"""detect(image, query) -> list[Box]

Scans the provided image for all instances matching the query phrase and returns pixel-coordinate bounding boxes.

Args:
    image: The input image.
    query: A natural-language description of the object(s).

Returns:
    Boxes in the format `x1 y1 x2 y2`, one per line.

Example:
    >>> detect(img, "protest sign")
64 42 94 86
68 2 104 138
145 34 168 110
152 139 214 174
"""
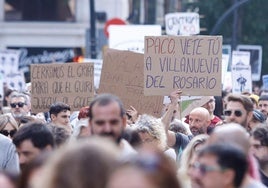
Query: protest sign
81 58 103 89
231 65 252 94
231 51 250 65
144 35 222 96
0 49 20 77
5 71 26 92
165 12 200 36
31 63 94 113
98 48 164 117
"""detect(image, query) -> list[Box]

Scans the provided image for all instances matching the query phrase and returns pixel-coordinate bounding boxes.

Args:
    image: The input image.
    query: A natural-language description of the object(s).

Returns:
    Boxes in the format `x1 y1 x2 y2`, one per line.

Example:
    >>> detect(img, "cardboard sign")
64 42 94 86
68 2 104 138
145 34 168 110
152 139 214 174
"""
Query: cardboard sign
31 63 94 113
98 49 164 117
144 35 222 96
231 65 252 94
165 12 200 35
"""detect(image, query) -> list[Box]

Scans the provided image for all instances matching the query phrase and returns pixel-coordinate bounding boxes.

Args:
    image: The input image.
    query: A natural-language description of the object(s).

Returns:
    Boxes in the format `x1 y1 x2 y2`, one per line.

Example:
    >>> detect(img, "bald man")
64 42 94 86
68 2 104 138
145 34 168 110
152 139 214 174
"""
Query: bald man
188 107 211 136
163 105 211 152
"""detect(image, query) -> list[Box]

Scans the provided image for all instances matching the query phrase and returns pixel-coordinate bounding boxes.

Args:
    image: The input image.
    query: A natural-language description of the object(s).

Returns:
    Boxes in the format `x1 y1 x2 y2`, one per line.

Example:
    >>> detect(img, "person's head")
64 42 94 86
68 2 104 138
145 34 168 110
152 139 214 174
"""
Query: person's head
201 96 216 115
224 94 253 128
249 94 259 109
10 93 30 120
49 102 71 127
0 114 19 139
188 107 210 136
106 151 181 188
207 123 250 154
78 106 90 120
12 122 54 170
34 137 120 188
88 94 126 143
133 114 166 150
169 119 190 135
258 95 268 116
189 144 248 188
247 109 266 132
46 124 71 148
250 125 268 166
179 134 209 187
122 127 142 149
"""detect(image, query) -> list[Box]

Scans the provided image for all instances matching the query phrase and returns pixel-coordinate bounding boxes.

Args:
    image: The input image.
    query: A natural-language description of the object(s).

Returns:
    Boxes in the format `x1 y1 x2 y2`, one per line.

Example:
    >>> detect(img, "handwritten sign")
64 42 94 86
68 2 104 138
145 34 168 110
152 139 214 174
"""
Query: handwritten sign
165 12 200 36
144 35 222 96
31 63 94 113
98 48 164 117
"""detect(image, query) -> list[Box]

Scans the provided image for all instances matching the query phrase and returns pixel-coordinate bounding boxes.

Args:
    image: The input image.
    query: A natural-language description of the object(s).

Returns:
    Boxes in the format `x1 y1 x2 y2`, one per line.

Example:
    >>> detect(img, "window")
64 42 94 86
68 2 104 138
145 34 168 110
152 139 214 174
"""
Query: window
5 0 76 21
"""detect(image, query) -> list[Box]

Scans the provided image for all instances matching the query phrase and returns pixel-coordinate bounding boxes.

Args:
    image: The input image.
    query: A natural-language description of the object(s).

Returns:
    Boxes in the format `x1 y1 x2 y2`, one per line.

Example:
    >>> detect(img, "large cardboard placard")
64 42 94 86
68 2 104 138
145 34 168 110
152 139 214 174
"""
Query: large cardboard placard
98 48 163 117
31 63 94 113
144 35 222 96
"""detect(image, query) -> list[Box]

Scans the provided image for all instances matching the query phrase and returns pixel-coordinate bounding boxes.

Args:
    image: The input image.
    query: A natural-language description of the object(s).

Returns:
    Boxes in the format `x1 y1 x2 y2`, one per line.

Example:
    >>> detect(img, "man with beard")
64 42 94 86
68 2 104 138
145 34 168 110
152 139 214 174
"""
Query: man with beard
162 90 211 155
12 122 54 171
224 94 253 129
250 126 268 186
258 95 268 123
188 107 211 136
88 93 136 157
189 143 248 188
9 92 31 123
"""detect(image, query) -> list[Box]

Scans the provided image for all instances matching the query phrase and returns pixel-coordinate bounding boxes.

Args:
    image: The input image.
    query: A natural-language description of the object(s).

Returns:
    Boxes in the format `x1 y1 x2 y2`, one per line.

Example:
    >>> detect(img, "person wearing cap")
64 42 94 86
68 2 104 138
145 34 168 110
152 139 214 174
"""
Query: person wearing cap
249 94 260 109
247 109 267 132
258 95 268 123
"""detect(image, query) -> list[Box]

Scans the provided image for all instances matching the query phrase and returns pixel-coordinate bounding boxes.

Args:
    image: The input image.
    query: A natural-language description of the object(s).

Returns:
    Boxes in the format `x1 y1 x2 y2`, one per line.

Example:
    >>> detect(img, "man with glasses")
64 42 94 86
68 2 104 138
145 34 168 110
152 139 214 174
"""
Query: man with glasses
250 126 268 186
189 143 248 188
9 92 31 123
224 94 253 128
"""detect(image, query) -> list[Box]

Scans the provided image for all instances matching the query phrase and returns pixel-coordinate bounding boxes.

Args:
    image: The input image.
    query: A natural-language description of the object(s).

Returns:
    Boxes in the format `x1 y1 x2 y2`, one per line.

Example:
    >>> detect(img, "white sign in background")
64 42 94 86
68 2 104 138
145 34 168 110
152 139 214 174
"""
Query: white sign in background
165 12 200 36
231 65 252 94
0 49 20 76
109 25 161 53
82 59 103 89
231 51 250 65
237 45 262 81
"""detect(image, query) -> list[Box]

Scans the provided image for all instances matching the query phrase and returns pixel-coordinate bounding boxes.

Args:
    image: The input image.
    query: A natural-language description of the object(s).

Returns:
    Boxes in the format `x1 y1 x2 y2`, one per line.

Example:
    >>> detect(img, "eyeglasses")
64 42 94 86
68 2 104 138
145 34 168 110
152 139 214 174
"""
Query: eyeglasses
10 102 25 108
94 119 120 126
191 162 223 175
224 110 243 117
0 129 17 137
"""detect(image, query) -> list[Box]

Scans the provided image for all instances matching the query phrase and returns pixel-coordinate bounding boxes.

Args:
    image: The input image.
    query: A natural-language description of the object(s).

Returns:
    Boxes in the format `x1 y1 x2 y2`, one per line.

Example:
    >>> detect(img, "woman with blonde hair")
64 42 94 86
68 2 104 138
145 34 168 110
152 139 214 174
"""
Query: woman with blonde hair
133 114 176 161
178 134 209 188
0 114 19 139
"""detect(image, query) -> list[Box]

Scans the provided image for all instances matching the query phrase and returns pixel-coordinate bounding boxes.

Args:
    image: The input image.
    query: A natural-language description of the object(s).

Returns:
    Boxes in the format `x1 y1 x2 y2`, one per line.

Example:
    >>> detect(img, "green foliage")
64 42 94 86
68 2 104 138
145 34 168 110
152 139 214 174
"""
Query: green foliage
190 0 268 85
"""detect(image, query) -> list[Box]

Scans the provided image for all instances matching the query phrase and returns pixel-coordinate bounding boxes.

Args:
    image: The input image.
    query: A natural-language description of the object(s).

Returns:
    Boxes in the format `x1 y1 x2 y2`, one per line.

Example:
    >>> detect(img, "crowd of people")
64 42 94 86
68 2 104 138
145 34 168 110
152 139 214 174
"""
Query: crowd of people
1 84 268 188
